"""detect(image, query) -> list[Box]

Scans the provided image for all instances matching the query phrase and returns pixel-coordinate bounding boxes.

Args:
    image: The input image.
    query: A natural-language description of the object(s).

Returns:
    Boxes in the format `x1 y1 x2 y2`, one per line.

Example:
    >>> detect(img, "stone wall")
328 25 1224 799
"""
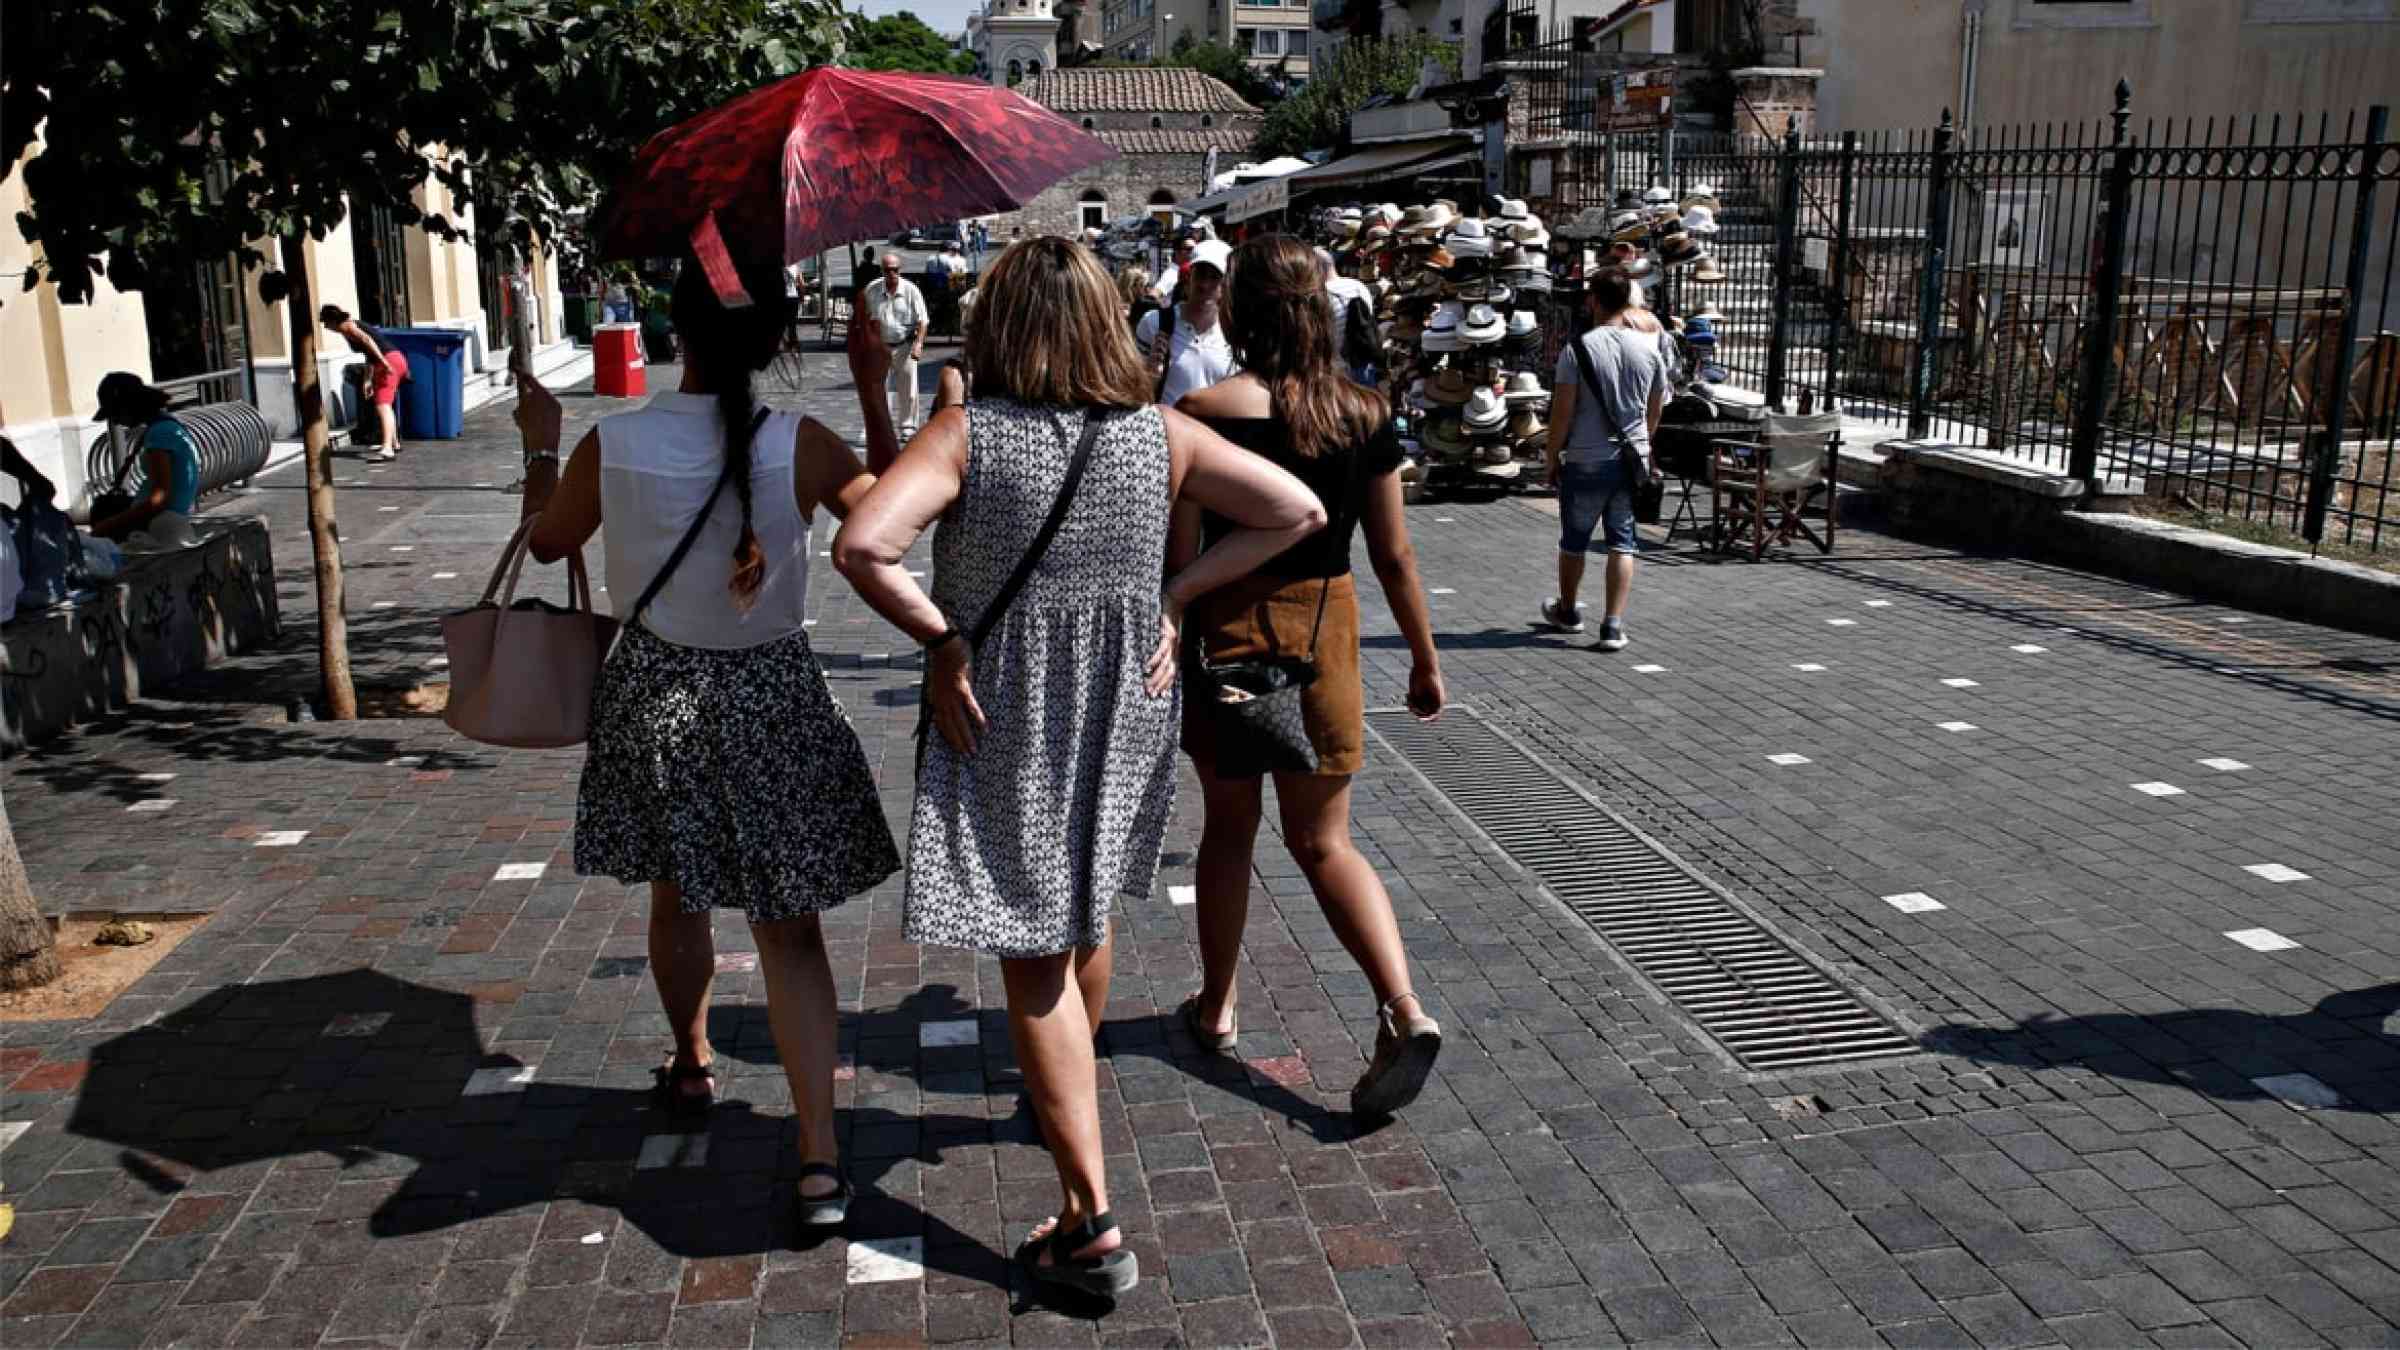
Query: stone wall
997 152 1212 240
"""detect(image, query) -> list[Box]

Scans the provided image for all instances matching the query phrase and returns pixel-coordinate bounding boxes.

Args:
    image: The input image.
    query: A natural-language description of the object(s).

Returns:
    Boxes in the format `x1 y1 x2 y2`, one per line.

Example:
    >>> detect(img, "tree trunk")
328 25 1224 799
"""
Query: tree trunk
0 786 60 993
281 232 357 719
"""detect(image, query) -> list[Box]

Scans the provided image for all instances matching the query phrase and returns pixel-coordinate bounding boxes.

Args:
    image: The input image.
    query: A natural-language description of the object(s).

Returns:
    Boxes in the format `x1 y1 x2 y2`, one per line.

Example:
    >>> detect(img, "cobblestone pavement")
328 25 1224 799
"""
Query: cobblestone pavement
5 356 2398 1347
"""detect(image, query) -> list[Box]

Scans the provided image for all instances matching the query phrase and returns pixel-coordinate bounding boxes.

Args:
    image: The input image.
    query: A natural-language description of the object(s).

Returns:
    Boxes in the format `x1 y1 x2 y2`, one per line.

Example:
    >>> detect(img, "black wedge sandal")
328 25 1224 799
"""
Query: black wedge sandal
651 1059 717 1118
796 1162 850 1228
1016 1212 1139 1299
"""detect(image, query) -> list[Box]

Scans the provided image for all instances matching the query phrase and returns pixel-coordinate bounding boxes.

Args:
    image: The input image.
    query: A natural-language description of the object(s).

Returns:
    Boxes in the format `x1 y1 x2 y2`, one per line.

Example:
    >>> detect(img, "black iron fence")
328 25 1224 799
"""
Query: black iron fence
1513 79 2400 554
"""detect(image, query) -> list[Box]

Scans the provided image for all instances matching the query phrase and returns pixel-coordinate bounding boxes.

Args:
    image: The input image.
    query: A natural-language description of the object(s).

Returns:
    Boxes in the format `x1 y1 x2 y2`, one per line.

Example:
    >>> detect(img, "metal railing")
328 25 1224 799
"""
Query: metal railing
1517 80 2399 553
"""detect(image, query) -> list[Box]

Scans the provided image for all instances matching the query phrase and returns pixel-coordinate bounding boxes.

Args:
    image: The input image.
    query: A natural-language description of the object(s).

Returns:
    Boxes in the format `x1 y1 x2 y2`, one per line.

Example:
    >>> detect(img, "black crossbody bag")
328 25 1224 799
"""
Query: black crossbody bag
1187 434 1366 776
916 410 1104 764
1570 331 1668 525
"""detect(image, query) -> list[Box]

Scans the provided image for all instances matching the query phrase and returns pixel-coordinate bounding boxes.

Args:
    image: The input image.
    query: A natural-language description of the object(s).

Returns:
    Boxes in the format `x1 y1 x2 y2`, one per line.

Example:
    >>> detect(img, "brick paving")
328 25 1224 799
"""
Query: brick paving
5 355 2399 1347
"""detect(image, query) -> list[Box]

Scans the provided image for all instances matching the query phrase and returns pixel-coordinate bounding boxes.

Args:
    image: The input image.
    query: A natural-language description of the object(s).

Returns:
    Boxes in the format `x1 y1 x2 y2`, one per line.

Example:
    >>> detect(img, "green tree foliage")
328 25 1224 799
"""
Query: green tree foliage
1251 33 1456 159
845 11 976 75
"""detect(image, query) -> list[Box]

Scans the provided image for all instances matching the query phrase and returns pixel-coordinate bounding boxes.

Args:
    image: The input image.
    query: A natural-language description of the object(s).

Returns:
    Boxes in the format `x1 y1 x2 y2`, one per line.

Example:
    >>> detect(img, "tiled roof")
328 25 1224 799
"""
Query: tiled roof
1097 128 1260 155
1022 67 1262 114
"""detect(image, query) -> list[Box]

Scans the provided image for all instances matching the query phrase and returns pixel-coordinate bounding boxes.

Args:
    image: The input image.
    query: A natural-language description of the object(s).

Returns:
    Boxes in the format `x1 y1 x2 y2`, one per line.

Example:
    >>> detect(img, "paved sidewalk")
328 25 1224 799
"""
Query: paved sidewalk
5 357 2398 1348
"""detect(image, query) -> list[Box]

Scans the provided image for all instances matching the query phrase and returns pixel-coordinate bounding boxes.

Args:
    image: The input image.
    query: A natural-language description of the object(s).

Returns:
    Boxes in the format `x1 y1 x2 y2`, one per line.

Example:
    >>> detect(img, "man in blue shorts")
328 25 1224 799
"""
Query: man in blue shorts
1543 269 1668 652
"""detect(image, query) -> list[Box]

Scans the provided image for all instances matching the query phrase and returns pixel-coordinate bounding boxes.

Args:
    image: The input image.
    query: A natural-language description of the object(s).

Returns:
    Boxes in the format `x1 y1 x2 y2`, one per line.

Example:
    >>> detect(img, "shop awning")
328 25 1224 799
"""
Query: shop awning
1285 136 1477 189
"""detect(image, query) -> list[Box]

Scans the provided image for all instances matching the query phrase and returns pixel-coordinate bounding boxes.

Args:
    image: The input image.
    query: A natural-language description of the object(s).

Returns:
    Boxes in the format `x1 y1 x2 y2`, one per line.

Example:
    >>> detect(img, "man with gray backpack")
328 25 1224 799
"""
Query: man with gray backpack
1542 268 1668 652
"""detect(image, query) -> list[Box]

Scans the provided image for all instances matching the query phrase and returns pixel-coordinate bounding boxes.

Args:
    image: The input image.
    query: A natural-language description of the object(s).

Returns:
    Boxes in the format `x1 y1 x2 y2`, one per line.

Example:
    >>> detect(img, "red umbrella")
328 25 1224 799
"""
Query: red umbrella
595 66 1115 294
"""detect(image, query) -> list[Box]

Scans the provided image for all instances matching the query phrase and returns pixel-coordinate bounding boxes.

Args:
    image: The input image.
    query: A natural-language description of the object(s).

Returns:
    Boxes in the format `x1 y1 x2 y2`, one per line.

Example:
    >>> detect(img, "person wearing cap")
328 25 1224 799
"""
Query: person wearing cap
1136 238 1238 404
865 253 930 437
89 373 203 544
1543 268 1668 652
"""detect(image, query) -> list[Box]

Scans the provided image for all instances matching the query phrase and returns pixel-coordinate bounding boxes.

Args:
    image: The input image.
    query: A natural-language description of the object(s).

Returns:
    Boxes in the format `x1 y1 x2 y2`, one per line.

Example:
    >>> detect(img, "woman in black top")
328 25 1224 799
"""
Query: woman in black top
1171 234 1448 1121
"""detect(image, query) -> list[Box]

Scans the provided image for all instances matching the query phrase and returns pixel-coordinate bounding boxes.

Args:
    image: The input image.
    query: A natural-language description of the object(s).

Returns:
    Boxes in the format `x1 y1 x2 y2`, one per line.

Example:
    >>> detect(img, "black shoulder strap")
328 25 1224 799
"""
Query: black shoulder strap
628 406 773 624
1154 304 1179 401
967 409 1103 648
1570 330 1642 457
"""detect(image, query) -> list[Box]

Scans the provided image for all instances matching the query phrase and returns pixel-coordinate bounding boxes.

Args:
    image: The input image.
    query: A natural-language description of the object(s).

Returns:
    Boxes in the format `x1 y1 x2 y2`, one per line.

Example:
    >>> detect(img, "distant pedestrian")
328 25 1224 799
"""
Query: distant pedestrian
1317 247 1380 387
1135 238 1236 405
1544 268 1668 651
518 254 904 1231
832 235 1324 1302
1154 236 1195 305
320 304 407 462
1173 234 1446 1119
605 268 639 323
1116 263 1159 337
864 252 929 437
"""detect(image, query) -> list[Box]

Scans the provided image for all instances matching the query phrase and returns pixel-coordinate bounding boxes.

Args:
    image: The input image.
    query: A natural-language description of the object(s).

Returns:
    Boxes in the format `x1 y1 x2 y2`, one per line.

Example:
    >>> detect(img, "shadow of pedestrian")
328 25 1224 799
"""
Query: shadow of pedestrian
65 969 1011 1291
1921 982 2400 1114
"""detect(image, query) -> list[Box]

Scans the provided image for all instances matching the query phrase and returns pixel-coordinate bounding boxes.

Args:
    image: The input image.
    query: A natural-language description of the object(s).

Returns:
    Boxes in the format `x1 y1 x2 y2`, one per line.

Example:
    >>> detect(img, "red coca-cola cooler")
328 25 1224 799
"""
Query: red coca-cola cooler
594 324 646 398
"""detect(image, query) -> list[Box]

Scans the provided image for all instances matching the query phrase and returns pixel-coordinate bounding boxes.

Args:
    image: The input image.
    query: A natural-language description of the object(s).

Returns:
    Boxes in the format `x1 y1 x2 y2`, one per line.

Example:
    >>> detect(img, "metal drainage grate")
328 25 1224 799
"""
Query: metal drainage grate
1369 708 1916 1072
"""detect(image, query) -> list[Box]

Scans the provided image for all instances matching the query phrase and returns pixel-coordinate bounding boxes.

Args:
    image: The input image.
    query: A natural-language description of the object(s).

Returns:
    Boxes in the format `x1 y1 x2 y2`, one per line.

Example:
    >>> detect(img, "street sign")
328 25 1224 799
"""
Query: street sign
1228 175 1290 224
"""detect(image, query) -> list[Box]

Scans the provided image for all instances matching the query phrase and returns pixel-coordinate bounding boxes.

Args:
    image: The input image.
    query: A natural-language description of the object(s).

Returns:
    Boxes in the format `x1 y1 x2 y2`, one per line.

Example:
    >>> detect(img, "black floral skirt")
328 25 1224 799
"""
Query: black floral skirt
575 625 899 921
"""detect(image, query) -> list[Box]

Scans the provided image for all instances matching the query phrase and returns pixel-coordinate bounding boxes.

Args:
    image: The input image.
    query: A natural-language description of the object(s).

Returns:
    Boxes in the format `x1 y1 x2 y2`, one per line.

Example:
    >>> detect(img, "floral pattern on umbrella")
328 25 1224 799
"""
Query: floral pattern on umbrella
597 67 1117 266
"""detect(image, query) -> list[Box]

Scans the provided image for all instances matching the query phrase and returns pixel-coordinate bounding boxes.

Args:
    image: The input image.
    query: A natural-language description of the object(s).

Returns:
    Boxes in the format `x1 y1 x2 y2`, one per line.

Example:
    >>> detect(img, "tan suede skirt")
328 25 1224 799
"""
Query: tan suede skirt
1181 572 1364 778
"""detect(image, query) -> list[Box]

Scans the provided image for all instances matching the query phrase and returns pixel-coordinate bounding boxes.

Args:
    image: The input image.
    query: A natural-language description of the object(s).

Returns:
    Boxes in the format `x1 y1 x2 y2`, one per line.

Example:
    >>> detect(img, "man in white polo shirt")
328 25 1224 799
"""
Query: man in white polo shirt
863 253 929 436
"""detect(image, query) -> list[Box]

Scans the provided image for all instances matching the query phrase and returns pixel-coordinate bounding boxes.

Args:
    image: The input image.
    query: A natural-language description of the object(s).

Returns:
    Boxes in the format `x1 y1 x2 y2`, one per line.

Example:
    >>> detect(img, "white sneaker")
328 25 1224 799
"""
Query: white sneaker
369 447 398 463
1541 597 1585 633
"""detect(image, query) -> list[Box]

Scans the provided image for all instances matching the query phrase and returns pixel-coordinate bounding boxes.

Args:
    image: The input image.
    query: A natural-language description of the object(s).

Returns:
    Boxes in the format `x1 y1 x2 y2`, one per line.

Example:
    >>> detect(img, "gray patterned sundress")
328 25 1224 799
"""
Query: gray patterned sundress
903 398 1180 957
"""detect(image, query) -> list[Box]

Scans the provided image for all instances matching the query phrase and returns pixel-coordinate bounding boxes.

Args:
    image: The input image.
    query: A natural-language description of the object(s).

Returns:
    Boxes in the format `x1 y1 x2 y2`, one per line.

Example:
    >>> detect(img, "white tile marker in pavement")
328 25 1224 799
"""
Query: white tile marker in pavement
127 800 175 813
1864 600 1893 607
1937 722 1978 733
1430 588 1456 595
1942 678 1980 688
433 572 459 580
137 772 177 782
1767 754 1812 766
1632 664 1668 673
1168 885 1196 907
637 1133 709 1169
1882 892 1947 914
493 862 547 881
0 1121 30 1152
919 1020 979 1048
2252 1072 2344 1110
252 830 309 847
2130 782 2186 797
1827 618 1858 627
849 1237 927 1284
2225 927 2301 951
1792 663 1827 672
2199 758 2251 771
462 1065 538 1096
2010 644 2048 654
2242 863 2311 883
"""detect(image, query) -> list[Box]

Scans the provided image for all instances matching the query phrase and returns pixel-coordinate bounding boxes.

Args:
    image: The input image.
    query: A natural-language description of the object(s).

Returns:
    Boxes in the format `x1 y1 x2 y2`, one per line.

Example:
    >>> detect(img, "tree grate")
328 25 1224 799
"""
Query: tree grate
1368 708 1917 1072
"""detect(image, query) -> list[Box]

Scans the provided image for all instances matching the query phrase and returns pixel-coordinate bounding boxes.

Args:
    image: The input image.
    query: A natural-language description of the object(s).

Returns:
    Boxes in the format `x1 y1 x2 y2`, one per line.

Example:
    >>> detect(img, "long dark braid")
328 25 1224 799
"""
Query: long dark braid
669 256 796 606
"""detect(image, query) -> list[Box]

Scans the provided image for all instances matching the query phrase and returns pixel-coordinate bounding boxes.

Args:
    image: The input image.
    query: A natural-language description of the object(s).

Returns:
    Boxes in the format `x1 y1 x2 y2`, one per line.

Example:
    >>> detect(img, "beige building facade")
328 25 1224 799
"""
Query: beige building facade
1796 0 2400 136
1101 0 1314 73
2 150 573 517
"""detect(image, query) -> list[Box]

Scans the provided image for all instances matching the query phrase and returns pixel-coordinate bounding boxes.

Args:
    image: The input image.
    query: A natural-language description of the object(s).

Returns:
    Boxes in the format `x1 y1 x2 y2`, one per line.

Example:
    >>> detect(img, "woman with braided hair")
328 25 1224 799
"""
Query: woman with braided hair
521 254 901 1229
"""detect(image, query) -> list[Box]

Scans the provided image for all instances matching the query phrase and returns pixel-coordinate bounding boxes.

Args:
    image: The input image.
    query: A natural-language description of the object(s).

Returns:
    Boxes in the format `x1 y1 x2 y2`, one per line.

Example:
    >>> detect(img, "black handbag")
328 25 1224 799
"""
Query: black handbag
916 410 1103 764
1188 435 1365 776
1570 330 1668 525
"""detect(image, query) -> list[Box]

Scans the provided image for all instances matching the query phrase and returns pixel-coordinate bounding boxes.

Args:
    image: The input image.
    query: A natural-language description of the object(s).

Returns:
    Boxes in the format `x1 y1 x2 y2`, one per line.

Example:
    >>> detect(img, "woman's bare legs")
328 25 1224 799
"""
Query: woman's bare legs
648 882 716 1104
1003 948 1122 1263
1191 763 1265 1036
1272 772 1416 1009
750 913 842 1199
376 401 399 454
1073 936 1114 1041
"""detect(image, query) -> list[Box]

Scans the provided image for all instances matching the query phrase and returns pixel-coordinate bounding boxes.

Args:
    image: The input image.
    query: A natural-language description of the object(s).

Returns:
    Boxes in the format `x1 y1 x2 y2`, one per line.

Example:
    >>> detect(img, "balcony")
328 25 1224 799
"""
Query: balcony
1313 0 1374 33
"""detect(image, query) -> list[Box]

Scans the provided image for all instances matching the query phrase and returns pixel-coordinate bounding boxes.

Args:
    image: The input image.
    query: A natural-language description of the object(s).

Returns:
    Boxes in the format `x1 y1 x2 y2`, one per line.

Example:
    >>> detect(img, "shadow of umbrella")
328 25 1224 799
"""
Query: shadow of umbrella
64 969 1006 1284
1921 982 2400 1114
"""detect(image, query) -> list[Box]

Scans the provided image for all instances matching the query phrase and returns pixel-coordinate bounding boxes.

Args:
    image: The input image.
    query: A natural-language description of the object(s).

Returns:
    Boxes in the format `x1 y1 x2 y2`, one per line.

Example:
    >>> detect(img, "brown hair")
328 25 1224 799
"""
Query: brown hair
1588 267 1637 318
1223 234 1387 459
967 237 1154 409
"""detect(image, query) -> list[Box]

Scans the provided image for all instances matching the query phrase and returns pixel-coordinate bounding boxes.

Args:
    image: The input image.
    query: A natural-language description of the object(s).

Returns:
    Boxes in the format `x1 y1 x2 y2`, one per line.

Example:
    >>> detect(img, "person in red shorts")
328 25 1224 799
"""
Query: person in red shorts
321 304 408 462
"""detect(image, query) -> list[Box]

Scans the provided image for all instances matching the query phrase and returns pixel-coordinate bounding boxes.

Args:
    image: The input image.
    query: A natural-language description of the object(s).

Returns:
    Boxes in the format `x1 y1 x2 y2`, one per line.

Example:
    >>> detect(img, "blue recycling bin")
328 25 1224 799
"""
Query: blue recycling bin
377 327 470 440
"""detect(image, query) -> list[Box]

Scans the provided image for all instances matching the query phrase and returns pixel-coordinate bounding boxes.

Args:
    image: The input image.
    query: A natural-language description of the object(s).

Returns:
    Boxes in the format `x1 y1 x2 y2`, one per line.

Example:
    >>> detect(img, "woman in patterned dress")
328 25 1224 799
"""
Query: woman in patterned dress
834 236 1325 1300
522 255 901 1229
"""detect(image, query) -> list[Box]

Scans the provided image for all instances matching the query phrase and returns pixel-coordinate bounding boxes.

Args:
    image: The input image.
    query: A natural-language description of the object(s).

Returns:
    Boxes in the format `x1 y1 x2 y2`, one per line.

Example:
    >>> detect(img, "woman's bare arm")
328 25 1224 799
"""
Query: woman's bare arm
1159 405 1326 612
792 417 877 522
526 428 603 563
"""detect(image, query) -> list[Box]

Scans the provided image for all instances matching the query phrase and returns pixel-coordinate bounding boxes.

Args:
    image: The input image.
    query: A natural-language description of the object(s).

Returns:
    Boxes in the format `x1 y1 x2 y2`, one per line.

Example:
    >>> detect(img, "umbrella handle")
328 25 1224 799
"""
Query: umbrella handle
690 213 754 310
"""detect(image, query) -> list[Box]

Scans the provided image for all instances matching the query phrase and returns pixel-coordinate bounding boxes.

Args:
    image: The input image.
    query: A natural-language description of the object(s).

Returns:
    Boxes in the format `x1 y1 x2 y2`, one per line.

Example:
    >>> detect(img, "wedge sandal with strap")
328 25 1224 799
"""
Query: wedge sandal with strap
1180 995 1239 1055
652 1059 717 1118
796 1161 850 1228
1016 1212 1138 1299
1351 993 1442 1120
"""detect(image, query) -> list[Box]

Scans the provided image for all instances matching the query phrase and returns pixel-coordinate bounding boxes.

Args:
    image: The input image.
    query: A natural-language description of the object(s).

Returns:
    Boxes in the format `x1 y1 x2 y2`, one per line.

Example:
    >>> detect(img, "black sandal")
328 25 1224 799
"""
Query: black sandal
651 1059 717 1117
1016 1211 1138 1299
796 1161 850 1228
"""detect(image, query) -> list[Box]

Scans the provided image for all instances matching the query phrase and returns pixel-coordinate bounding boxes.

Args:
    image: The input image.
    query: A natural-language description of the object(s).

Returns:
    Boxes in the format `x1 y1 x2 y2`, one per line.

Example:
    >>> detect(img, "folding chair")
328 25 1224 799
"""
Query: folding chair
1707 411 1842 560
